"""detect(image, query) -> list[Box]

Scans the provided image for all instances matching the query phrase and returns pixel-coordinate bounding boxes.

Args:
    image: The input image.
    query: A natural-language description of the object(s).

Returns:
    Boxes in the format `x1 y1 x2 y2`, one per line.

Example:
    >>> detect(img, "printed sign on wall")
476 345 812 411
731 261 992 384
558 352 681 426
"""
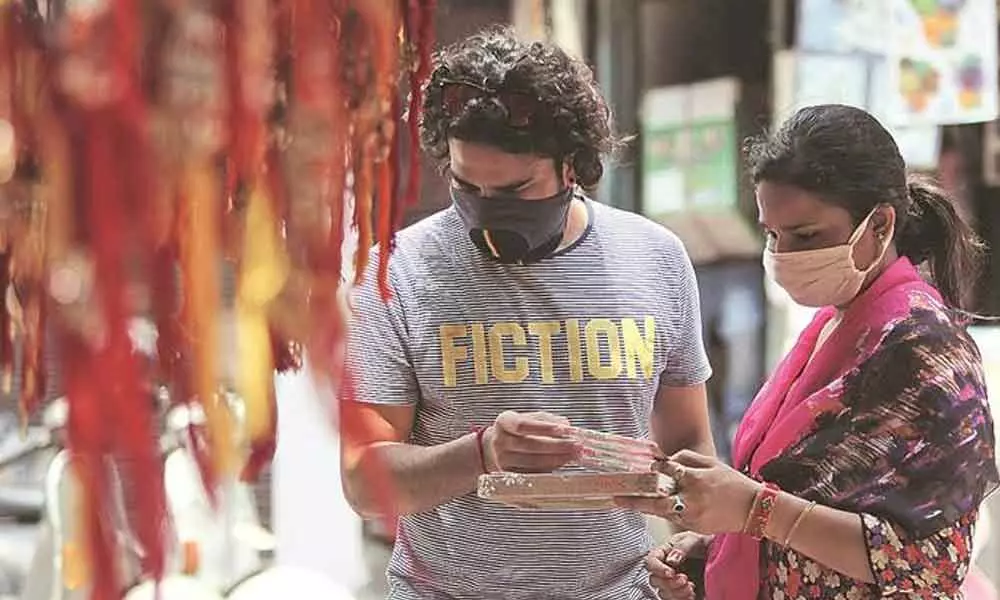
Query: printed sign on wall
888 0 999 126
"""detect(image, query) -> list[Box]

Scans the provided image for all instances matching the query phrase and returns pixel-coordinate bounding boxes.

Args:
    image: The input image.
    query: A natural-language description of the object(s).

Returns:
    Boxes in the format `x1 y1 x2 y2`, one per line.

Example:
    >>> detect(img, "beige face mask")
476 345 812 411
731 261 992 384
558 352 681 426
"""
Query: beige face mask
762 208 892 308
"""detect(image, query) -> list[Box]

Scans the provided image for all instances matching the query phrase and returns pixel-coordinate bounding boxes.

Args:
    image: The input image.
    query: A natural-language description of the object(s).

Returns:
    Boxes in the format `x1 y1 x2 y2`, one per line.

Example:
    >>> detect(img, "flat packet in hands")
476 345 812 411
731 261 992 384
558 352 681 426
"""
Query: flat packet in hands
566 426 664 473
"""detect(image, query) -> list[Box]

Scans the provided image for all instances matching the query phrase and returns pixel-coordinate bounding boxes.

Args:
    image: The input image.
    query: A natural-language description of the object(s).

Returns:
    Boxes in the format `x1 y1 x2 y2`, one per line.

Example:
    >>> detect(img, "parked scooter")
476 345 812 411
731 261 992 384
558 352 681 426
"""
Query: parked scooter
16 396 146 600
0 403 62 598
17 392 278 600
0 422 53 523
226 566 358 600
155 397 273 594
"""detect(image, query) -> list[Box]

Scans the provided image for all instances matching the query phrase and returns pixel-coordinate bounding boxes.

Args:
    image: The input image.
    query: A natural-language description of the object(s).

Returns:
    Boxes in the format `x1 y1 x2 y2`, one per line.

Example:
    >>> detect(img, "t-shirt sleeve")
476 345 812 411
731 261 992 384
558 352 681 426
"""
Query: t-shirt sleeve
659 234 712 387
345 252 419 406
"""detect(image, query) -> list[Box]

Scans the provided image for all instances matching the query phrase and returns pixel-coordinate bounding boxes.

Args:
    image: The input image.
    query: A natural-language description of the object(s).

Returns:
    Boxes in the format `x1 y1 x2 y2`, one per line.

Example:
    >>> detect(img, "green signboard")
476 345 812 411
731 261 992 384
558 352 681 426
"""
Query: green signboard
640 80 740 216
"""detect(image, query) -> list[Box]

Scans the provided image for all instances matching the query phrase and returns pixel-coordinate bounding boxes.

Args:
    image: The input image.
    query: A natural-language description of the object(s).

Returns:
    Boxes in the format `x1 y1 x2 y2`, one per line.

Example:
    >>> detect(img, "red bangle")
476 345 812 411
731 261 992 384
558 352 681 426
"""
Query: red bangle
743 482 781 540
472 426 490 474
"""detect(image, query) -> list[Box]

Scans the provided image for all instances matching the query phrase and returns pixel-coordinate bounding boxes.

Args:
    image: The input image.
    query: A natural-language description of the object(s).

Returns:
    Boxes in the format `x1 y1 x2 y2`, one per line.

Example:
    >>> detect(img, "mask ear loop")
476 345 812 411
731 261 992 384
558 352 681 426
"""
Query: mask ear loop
847 209 878 245
853 207 895 273
482 230 501 258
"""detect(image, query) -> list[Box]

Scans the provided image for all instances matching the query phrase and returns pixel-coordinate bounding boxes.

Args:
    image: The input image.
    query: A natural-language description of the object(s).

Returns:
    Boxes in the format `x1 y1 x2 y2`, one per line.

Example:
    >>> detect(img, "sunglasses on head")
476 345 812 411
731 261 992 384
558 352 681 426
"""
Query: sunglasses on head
438 80 543 128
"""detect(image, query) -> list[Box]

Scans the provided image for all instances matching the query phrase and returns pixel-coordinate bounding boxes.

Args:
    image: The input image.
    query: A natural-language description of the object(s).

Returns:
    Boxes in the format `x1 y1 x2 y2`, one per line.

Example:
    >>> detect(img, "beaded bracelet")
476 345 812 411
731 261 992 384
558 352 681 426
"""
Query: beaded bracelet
743 482 781 540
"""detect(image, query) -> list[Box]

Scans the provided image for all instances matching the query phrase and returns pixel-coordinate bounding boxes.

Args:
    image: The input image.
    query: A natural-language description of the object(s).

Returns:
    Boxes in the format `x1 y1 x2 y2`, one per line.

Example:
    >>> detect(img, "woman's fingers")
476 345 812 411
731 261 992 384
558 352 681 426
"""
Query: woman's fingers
664 546 687 566
670 449 716 468
646 546 671 577
649 573 695 600
647 534 706 599
667 531 710 561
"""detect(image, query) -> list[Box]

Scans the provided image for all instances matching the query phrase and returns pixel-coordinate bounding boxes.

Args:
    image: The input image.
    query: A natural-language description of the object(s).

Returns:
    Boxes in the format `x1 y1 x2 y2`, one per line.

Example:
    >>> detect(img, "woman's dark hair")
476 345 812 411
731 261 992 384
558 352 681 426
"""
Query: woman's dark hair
745 104 985 311
419 26 621 189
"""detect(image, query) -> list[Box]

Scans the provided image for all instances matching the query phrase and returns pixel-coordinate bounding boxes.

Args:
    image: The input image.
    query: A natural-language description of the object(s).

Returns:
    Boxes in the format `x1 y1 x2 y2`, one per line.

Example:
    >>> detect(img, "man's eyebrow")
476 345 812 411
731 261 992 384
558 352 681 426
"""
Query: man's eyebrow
450 172 533 192
450 173 478 189
494 178 533 192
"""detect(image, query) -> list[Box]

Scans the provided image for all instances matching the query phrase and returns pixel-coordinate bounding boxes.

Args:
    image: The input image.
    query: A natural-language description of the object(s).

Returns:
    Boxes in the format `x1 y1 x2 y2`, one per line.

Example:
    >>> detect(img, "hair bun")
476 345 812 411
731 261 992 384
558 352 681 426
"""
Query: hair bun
898 180 936 263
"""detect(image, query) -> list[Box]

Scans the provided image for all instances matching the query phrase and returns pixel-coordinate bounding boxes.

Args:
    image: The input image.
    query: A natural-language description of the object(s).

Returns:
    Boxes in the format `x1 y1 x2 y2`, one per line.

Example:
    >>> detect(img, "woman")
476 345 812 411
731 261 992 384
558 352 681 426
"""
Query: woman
617 104 998 599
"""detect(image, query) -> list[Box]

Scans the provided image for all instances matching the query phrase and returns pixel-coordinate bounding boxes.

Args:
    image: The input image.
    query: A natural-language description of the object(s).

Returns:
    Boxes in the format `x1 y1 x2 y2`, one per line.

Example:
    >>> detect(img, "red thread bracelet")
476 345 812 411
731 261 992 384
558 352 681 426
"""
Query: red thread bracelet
472 426 490 474
743 482 781 540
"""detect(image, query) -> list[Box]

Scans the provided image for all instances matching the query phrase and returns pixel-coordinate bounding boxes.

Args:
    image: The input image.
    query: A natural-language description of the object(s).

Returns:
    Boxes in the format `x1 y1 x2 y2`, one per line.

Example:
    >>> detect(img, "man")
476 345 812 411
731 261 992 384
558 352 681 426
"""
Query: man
343 27 714 599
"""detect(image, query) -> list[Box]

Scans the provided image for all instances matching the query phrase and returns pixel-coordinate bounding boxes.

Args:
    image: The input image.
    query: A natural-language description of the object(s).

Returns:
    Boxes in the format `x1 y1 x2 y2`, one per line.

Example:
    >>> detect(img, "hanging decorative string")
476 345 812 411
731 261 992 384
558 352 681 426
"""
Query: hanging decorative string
0 0 436 596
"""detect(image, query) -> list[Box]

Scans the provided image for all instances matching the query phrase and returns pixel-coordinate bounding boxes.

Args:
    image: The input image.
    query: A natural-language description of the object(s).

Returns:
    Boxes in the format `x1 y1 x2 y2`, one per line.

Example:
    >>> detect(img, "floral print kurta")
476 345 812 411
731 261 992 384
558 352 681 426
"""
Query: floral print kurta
761 513 976 599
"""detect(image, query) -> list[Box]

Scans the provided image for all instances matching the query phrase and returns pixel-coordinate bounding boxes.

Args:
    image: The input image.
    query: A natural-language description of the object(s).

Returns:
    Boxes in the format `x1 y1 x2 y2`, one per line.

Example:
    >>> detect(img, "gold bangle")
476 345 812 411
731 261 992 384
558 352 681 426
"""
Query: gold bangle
742 486 764 533
782 501 818 547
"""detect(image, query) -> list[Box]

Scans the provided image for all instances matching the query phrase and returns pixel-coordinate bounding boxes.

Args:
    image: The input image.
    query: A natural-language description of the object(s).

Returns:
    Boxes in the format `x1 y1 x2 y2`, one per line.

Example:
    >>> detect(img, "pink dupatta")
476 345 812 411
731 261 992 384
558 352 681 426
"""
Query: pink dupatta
703 258 935 599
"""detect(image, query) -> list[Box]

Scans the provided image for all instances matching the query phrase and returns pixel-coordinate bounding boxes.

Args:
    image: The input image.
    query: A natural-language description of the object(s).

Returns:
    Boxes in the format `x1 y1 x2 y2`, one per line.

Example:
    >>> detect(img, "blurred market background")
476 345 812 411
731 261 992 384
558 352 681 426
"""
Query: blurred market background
2 0 1000 598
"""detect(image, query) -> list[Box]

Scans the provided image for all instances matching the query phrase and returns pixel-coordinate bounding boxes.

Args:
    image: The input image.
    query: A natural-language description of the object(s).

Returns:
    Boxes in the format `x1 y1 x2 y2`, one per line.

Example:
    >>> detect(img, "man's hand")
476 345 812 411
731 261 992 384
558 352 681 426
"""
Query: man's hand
484 411 581 473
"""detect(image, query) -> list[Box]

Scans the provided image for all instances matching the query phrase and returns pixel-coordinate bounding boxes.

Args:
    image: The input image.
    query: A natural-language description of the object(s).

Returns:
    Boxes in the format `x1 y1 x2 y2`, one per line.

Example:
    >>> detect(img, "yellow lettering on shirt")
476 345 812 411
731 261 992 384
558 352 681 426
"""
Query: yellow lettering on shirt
528 321 561 384
489 323 529 383
470 323 489 384
585 319 622 379
622 316 656 379
440 324 468 387
438 317 657 387
566 319 584 382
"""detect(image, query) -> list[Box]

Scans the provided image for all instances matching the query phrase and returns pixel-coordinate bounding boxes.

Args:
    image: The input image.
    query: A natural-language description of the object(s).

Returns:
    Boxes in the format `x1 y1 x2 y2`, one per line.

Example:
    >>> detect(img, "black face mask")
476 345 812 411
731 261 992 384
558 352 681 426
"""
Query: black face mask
451 186 574 264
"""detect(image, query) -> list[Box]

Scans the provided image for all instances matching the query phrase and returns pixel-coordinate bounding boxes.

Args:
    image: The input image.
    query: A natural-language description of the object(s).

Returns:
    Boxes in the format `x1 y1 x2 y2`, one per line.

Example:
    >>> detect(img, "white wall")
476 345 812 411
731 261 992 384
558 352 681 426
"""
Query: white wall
272 368 367 590
273 188 369 589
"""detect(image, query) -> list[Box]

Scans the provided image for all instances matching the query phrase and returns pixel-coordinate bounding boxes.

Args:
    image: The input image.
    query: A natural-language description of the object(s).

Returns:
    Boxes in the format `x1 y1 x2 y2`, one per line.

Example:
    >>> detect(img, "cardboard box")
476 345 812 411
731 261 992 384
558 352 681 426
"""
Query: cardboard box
477 471 676 510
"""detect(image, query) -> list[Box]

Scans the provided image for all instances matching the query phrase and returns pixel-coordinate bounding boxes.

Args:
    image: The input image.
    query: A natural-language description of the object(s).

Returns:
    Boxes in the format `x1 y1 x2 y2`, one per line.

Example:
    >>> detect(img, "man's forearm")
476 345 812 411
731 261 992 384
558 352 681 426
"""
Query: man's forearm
345 432 484 517
660 435 715 459
650 383 717 460
652 413 716 458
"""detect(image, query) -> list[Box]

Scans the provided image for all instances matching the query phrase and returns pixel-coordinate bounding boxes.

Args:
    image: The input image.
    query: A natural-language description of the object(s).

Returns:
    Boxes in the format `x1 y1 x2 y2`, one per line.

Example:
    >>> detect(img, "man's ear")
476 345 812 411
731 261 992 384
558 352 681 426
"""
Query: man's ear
562 160 577 187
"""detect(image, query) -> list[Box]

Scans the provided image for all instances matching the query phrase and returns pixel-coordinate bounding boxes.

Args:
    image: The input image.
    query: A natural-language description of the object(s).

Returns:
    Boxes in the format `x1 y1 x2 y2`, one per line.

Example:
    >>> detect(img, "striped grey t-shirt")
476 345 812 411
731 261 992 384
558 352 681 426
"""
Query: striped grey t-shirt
348 198 711 600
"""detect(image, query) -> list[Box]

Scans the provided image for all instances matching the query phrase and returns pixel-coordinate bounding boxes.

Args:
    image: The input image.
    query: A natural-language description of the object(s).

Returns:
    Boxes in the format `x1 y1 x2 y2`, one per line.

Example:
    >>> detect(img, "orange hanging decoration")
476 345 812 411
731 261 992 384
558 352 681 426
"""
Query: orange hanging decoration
1 5 49 424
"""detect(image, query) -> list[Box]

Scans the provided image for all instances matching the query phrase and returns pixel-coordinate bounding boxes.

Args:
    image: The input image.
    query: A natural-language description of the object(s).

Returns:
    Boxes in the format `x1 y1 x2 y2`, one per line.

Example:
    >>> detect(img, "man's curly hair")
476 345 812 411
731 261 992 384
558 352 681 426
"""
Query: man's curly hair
419 26 620 189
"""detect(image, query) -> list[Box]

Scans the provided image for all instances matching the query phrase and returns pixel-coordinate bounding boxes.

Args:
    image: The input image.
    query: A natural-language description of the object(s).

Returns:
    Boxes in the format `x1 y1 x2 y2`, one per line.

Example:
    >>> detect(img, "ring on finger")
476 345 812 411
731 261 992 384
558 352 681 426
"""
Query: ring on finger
670 494 687 514
673 464 686 484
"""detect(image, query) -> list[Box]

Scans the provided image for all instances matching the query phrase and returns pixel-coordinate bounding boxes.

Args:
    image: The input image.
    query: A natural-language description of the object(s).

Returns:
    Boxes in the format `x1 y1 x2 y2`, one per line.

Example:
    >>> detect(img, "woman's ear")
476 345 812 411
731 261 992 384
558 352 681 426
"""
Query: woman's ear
873 205 897 240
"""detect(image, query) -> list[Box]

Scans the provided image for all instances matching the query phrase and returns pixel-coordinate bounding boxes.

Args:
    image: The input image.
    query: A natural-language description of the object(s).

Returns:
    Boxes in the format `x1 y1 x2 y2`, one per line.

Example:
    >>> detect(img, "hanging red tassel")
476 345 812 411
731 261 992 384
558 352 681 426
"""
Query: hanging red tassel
375 150 394 300
404 0 435 209
320 0 348 285
61 332 117 600
377 93 403 301
352 144 374 284
48 0 169 591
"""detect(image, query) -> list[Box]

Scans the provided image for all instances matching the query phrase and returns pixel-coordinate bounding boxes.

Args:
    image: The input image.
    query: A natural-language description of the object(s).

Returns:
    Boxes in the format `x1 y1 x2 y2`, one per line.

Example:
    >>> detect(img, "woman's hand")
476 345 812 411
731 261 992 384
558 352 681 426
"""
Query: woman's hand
616 450 761 535
646 531 712 600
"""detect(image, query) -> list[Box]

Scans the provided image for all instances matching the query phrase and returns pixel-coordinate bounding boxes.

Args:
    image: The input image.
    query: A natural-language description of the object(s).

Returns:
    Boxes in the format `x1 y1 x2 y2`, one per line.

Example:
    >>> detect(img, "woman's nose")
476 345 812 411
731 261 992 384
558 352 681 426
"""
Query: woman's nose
772 239 792 254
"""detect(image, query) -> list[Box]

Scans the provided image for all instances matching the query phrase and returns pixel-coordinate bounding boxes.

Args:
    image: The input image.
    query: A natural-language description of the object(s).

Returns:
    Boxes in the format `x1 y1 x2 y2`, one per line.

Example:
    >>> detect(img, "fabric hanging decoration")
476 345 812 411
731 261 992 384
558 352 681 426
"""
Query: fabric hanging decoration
0 0 436 596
